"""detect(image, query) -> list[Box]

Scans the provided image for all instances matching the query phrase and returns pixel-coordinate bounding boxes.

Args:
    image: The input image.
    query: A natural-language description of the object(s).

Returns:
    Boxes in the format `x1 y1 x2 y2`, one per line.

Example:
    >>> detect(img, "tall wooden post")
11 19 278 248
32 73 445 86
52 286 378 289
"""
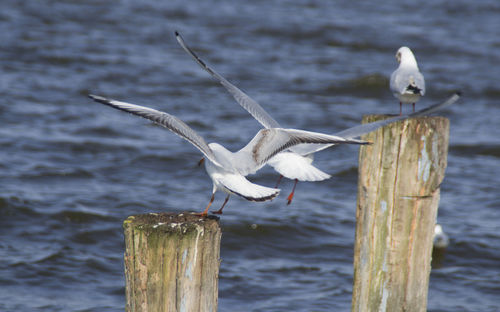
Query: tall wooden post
352 116 449 312
123 212 222 312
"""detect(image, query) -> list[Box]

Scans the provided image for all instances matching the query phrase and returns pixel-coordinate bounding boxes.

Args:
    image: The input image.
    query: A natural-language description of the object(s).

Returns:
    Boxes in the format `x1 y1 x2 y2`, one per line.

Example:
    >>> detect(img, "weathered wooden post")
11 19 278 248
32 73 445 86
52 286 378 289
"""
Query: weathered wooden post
352 116 449 312
123 212 222 312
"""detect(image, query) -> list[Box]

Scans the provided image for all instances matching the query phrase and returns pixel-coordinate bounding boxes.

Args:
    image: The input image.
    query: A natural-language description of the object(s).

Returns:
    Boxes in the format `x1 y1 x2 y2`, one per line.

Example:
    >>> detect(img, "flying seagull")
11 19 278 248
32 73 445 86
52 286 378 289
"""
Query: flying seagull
88 94 368 216
174 31 460 204
390 46 426 115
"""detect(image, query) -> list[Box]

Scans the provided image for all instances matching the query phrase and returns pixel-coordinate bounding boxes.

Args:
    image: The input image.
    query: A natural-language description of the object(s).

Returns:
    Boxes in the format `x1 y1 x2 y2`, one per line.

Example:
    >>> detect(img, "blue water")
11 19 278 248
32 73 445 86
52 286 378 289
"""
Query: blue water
1 0 499 311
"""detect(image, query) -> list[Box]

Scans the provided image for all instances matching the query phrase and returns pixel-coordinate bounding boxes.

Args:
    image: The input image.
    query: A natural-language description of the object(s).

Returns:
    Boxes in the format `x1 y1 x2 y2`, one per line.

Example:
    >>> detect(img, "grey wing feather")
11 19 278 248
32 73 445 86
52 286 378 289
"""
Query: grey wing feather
232 128 368 175
88 94 221 166
413 72 426 95
294 92 460 155
404 71 426 95
175 31 281 129
391 69 425 95
335 92 459 139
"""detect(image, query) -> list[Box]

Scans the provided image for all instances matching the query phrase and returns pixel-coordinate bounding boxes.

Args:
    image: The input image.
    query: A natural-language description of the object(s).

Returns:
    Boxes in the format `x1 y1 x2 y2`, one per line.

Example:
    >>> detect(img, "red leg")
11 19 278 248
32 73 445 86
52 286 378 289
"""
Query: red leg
274 175 283 188
195 193 214 217
212 194 230 215
399 102 402 116
287 179 298 205
412 103 415 112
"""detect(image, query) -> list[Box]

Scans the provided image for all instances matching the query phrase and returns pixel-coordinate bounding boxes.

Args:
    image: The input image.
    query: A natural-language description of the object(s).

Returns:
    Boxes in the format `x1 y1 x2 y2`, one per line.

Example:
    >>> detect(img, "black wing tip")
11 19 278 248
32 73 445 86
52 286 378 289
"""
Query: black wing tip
245 191 280 202
87 94 109 105
174 30 180 37
455 90 462 97
353 139 371 145
175 33 207 68
407 84 423 94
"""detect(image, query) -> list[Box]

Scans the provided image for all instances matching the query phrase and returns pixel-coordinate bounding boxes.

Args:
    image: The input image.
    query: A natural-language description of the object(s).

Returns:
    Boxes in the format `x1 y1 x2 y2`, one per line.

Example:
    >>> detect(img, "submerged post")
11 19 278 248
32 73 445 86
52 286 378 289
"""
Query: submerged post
352 116 449 312
123 212 222 312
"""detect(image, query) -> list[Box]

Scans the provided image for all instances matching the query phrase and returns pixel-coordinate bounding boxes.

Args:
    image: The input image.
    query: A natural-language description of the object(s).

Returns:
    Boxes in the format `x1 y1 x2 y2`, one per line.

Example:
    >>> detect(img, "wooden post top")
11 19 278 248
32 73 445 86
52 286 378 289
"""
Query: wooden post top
123 212 222 312
123 212 220 233
362 114 449 121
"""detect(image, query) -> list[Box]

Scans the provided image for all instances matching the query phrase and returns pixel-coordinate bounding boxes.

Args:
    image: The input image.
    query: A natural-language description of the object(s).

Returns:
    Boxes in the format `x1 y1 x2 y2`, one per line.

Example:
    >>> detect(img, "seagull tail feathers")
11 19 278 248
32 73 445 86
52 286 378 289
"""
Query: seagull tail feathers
220 174 279 202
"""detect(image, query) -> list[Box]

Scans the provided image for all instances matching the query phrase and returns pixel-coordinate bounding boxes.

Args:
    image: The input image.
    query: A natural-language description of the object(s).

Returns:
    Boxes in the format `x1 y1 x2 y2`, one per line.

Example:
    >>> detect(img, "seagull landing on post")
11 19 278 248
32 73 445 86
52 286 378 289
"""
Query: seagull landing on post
175 32 459 204
390 46 426 115
88 94 368 216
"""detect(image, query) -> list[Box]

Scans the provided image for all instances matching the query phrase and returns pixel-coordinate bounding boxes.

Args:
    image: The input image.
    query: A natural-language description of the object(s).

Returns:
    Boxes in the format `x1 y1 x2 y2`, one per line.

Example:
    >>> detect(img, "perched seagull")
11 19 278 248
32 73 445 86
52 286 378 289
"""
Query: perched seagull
88 94 368 216
390 46 426 115
175 31 460 204
433 224 449 249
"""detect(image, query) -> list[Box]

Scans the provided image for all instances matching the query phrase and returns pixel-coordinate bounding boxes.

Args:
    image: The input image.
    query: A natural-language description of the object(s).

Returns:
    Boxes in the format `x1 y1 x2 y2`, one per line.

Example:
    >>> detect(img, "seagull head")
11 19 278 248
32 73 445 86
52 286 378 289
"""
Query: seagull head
395 46 419 68
434 224 444 235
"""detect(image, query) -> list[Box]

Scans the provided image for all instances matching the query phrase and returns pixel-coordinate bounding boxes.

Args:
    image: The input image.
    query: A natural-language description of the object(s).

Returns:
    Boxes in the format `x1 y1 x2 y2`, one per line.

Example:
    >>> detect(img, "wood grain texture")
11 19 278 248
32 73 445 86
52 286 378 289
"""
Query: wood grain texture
124 213 221 312
352 116 449 312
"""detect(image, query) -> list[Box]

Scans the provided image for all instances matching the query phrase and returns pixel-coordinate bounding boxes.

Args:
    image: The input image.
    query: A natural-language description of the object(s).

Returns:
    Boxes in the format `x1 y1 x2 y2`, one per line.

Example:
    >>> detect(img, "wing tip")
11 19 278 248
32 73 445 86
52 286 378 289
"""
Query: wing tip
174 31 184 46
88 93 108 104
349 138 370 145
245 189 280 202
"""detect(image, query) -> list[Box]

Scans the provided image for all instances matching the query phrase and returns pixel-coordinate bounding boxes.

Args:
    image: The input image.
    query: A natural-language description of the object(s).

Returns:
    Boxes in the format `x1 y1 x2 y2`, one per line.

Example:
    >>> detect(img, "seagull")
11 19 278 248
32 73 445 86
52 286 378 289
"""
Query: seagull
433 224 449 249
88 94 368 216
390 46 426 115
175 31 460 204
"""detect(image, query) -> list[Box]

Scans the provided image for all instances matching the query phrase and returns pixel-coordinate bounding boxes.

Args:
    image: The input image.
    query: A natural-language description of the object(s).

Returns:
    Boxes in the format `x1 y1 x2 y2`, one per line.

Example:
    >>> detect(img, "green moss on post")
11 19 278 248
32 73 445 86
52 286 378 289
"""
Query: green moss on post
352 116 449 312
124 213 222 312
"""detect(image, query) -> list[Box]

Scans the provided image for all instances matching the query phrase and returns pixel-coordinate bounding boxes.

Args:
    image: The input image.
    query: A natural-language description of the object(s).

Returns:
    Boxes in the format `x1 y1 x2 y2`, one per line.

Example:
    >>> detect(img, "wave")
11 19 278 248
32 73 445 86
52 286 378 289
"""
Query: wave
450 143 500 158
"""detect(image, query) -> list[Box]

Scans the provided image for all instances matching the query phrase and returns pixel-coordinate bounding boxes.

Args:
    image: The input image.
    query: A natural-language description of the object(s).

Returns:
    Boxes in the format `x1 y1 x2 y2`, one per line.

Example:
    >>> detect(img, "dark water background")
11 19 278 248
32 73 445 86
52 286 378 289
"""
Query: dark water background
1 0 499 311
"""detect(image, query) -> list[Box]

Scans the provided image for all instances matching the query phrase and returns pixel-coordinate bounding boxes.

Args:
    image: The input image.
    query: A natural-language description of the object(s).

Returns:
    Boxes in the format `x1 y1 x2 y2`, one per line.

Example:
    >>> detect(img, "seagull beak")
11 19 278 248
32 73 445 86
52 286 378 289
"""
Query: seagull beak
198 157 205 167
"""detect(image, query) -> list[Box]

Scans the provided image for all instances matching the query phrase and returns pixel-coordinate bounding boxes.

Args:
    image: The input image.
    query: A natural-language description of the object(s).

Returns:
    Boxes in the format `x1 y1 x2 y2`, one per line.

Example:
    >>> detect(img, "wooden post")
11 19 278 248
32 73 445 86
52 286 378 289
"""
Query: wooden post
352 116 449 312
123 212 222 312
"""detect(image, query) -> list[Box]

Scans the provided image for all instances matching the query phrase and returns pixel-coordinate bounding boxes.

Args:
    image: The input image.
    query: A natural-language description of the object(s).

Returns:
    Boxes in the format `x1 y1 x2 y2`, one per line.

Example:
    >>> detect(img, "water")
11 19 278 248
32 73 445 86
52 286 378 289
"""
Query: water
1 0 499 311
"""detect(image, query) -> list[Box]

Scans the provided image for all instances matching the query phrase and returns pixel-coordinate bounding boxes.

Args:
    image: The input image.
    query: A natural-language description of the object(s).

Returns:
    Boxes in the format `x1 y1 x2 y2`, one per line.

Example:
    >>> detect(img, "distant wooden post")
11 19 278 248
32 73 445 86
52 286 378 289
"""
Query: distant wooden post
123 212 222 312
352 116 449 312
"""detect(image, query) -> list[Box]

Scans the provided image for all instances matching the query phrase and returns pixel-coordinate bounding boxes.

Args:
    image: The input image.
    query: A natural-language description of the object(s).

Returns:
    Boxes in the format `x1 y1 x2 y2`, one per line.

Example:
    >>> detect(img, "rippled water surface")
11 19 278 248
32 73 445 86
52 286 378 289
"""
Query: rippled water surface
1 0 499 311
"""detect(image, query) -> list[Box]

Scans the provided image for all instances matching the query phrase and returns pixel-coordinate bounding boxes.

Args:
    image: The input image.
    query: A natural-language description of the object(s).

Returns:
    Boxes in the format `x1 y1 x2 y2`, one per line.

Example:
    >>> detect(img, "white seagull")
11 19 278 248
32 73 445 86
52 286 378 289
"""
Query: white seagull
433 224 449 249
175 31 460 204
390 46 426 115
88 94 368 216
